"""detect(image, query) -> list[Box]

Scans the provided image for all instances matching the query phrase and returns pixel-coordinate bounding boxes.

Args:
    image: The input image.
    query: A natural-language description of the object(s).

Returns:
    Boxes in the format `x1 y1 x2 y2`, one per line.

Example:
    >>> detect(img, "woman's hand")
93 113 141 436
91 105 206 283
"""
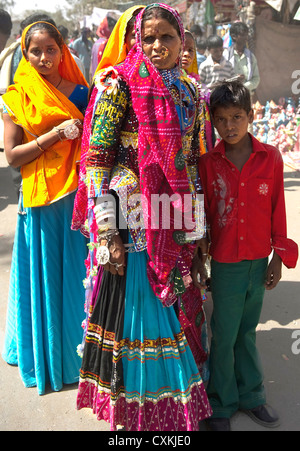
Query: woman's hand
54 118 83 141
99 234 126 276
3 114 83 168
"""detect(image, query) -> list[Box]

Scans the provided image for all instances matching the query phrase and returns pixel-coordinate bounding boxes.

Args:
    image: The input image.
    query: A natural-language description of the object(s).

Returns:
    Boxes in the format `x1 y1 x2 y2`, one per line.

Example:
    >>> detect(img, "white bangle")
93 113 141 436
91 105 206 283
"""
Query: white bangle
53 126 64 141
35 138 45 152
94 200 116 230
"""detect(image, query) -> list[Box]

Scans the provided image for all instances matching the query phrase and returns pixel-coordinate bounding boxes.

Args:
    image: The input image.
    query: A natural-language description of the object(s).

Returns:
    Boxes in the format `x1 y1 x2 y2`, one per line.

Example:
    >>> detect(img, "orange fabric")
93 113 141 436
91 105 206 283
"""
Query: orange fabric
93 5 144 80
187 53 199 76
2 22 88 207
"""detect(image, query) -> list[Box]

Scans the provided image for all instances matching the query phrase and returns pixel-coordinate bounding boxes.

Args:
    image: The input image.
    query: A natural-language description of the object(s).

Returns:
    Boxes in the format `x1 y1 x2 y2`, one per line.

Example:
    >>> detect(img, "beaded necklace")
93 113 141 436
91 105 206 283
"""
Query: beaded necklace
160 66 195 136
160 66 181 91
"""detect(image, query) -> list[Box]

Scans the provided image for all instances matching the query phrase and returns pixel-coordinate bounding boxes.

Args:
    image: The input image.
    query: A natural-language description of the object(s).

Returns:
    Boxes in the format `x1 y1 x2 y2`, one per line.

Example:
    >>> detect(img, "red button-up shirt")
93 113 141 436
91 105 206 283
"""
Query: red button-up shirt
199 135 297 267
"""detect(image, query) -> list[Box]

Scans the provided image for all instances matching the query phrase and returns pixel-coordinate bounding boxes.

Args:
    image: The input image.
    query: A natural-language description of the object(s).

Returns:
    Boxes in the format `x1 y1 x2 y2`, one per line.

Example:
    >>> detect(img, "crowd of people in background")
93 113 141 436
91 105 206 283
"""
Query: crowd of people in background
0 7 261 199
1 8 260 101
0 4 298 433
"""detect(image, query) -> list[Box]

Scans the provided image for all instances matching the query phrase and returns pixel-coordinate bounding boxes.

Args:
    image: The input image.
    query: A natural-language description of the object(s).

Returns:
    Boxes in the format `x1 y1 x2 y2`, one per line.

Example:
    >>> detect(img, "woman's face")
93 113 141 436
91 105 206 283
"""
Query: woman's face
182 34 195 70
141 17 182 70
25 30 61 76
125 26 136 52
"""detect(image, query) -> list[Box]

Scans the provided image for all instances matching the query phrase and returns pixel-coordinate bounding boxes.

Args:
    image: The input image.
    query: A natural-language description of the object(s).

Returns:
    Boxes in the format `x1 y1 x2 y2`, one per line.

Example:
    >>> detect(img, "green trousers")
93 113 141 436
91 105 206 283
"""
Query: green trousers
207 258 268 418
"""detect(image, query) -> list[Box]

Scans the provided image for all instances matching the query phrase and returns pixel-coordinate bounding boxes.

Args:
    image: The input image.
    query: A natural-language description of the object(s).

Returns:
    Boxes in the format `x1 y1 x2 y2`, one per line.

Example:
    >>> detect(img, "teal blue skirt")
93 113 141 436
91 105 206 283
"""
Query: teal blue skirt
77 237 212 431
2 192 87 395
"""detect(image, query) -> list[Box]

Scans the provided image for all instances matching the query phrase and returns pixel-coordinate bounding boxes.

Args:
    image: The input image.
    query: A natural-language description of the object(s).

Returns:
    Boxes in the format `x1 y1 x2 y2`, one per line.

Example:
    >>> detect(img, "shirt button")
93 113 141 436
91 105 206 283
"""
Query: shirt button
241 202 245 206
240 236 244 240
241 182 245 187
240 219 244 223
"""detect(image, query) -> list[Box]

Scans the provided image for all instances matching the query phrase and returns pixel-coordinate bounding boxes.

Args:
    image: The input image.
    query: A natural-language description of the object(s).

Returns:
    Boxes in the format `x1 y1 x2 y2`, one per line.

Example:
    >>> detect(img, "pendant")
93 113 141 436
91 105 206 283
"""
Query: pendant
64 123 80 140
96 245 110 266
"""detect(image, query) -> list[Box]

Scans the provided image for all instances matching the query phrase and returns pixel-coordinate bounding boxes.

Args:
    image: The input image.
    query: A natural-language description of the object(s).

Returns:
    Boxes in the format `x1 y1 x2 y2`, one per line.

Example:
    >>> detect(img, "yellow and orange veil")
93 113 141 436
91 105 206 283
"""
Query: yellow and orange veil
93 5 145 80
72 5 144 233
184 29 199 77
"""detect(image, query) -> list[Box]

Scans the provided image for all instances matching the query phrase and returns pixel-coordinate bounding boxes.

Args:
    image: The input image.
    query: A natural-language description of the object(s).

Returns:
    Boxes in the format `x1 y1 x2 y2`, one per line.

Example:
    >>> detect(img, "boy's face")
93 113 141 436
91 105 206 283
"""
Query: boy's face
209 46 223 63
213 105 254 145
233 31 248 48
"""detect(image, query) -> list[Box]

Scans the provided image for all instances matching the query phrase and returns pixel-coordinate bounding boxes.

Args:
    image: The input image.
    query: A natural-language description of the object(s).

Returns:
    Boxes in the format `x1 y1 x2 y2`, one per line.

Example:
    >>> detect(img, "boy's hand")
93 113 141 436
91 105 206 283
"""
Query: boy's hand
191 238 209 290
265 252 282 290
191 253 208 290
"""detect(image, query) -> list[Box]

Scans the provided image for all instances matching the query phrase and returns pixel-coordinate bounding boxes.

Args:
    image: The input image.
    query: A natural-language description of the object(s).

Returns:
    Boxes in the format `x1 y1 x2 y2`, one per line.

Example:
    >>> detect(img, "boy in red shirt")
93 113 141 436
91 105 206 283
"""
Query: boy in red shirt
198 81 298 431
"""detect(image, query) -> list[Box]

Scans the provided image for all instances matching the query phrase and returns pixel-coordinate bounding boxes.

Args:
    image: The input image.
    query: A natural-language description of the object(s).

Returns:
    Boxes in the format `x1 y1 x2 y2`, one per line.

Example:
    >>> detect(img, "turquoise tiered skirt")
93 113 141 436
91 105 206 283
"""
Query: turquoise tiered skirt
2 192 87 395
77 237 212 430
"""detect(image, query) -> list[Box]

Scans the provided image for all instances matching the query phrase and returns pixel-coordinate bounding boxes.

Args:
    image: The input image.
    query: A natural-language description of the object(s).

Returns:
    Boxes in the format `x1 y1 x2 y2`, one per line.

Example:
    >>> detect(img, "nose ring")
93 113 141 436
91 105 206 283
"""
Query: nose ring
44 61 53 68
160 46 169 59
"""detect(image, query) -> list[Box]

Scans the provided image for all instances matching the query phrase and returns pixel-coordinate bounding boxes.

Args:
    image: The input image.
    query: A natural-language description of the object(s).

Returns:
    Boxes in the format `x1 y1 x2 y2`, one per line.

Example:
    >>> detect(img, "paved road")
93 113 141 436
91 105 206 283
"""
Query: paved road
0 151 299 431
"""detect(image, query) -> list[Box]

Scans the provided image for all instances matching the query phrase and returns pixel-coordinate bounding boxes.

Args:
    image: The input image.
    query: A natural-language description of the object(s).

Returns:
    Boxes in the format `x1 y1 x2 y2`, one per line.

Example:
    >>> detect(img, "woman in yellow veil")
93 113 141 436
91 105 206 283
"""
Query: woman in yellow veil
182 29 200 82
94 5 144 76
2 21 89 395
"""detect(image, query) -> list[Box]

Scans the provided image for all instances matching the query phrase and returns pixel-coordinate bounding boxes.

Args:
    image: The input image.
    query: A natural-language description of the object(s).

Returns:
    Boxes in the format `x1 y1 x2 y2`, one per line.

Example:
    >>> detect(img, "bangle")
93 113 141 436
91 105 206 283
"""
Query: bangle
97 229 119 241
53 126 64 141
35 138 45 152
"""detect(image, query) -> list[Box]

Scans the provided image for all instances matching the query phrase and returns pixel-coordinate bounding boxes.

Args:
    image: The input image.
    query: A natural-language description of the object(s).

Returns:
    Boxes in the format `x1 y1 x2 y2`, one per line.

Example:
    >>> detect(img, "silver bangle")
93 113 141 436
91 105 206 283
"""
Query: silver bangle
112 262 124 269
98 229 119 241
53 126 64 141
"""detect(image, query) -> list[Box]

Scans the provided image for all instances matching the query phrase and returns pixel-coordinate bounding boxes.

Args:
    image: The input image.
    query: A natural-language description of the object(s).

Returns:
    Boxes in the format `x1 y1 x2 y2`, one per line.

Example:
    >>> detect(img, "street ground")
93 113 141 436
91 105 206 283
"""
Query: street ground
0 151 299 431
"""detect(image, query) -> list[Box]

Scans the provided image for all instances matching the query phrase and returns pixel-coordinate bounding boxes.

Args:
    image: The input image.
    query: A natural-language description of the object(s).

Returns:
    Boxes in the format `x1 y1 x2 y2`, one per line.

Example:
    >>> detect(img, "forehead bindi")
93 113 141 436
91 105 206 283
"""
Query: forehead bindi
143 18 177 36
28 31 56 48
185 35 194 46
184 36 194 50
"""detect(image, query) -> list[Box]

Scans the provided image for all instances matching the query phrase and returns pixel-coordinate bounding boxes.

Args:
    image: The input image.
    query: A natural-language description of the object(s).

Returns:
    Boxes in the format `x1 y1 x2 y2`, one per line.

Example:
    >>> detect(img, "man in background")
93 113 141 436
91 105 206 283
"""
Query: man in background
70 27 93 82
223 22 260 97
0 9 12 53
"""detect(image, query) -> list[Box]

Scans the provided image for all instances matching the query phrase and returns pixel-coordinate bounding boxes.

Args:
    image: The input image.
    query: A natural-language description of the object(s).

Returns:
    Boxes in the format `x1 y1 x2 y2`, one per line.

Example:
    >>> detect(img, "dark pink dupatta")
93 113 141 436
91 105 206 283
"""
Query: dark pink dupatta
117 5 196 305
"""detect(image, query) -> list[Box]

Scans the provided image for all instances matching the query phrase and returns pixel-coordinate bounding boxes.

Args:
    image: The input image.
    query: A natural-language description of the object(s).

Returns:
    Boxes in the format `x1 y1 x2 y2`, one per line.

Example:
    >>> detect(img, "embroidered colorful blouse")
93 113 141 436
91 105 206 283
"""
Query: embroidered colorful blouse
85 69 207 248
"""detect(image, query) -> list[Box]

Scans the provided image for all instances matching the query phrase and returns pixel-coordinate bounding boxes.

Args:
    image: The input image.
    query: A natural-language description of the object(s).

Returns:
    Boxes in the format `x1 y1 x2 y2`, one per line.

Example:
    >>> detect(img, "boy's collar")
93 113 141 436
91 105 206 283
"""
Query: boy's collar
211 134 269 157
207 54 224 65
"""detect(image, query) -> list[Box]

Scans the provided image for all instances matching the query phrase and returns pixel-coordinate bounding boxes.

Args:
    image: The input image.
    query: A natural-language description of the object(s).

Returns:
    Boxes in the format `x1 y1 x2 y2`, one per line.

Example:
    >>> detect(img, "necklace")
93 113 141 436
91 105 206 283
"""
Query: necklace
160 66 180 91
55 76 63 89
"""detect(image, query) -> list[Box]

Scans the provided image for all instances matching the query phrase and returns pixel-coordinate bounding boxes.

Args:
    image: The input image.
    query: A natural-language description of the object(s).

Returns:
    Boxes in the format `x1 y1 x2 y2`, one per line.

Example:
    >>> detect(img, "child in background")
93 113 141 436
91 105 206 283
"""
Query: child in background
181 30 214 153
182 30 200 81
199 35 235 89
196 38 207 67
197 81 298 431
223 22 260 97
